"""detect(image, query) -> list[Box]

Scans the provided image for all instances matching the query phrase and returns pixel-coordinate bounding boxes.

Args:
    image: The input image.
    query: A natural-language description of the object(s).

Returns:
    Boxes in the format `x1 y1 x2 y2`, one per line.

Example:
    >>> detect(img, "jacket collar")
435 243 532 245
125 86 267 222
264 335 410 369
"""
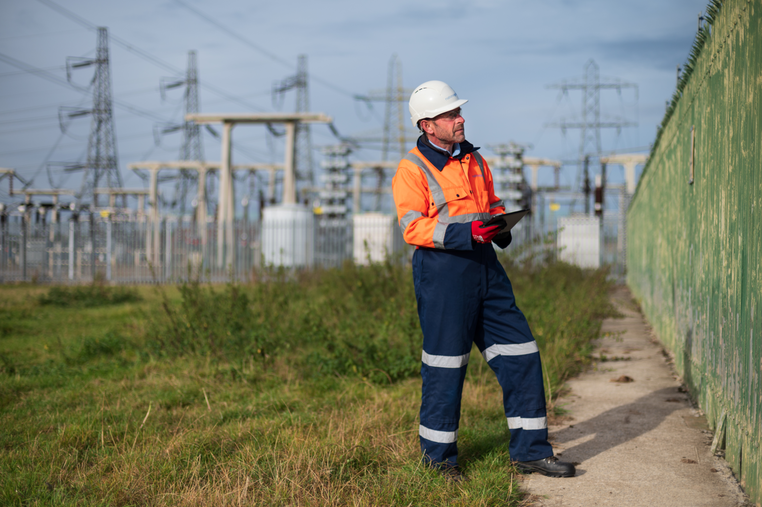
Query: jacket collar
416 135 479 171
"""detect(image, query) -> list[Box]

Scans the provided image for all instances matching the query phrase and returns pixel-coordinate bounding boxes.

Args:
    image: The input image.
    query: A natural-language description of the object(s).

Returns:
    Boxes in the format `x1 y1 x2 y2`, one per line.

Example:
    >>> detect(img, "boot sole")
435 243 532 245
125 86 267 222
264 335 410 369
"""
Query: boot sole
516 464 575 478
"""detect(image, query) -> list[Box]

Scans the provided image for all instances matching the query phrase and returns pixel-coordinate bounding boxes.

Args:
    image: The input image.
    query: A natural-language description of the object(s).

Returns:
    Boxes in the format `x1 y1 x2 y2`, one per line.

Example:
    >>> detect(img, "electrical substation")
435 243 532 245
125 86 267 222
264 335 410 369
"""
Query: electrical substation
0 22 647 284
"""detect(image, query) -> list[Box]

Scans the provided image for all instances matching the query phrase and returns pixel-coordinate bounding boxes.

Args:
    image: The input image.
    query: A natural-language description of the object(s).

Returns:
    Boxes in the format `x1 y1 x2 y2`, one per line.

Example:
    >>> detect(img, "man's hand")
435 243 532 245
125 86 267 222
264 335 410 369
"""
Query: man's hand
471 220 501 244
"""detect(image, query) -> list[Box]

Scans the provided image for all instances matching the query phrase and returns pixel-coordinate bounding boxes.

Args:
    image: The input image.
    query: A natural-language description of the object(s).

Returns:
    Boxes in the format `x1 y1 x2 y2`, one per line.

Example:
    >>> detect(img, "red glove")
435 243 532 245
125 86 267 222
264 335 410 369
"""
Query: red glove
471 220 501 244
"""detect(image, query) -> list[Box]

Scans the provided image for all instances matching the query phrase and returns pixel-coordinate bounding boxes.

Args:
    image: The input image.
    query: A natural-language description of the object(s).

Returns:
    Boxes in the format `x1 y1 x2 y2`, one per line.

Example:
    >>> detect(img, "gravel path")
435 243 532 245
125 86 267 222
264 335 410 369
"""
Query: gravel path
521 286 751 507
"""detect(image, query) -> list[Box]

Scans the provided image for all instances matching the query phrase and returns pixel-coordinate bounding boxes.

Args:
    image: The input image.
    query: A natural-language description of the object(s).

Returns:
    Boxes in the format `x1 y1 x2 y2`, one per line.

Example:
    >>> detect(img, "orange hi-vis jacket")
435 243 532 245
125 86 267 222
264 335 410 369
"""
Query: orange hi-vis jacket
392 140 506 249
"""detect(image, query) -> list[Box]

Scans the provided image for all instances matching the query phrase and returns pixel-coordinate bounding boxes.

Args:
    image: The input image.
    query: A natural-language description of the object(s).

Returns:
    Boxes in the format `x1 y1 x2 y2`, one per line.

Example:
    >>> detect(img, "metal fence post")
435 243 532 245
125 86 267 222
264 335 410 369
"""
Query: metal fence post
165 219 171 281
0 213 6 274
21 213 27 282
90 212 96 281
68 216 75 281
106 216 112 282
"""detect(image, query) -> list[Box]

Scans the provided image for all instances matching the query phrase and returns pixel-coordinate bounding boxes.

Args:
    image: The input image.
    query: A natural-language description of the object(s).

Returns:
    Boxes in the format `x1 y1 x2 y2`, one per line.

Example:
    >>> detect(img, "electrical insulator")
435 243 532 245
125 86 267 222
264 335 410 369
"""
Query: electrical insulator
594 174 603 218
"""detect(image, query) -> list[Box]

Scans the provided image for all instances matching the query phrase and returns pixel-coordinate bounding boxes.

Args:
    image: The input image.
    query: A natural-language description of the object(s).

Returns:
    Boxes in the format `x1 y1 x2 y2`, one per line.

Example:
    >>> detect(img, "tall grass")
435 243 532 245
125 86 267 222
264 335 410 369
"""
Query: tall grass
145 261 422 383
0 256 616 506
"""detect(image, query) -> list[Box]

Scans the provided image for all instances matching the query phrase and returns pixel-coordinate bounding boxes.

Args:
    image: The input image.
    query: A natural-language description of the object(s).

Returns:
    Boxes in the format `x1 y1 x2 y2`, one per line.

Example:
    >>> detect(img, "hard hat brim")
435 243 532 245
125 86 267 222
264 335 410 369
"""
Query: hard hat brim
411 98 468 128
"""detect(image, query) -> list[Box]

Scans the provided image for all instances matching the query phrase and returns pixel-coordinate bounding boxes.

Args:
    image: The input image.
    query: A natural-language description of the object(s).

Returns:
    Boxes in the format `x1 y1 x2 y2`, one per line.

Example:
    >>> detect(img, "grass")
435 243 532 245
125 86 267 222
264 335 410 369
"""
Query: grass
0 257 617 506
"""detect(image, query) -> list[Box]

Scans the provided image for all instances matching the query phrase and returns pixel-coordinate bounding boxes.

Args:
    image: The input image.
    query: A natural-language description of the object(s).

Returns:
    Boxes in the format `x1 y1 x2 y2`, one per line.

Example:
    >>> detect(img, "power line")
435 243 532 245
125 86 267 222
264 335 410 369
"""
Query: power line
173 0 292 69
0 28 83 42
171 0 364 100
35 0 183 74
0 115 64 126
0 102 86 116
0 52 89 92
0 65 67 79
35 0 269 113
32 0 349 157
0 52 171 123
546 59 638 211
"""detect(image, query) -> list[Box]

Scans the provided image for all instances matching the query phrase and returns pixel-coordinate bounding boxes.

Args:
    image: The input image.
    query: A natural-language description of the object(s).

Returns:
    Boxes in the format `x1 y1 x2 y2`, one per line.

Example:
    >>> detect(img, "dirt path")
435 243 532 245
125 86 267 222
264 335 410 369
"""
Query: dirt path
521 286 750 507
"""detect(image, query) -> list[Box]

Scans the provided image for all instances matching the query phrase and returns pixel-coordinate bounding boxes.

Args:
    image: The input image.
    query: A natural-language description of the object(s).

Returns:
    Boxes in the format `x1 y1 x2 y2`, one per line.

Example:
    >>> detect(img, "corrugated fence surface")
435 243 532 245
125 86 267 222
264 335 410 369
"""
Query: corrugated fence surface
627 0 761 503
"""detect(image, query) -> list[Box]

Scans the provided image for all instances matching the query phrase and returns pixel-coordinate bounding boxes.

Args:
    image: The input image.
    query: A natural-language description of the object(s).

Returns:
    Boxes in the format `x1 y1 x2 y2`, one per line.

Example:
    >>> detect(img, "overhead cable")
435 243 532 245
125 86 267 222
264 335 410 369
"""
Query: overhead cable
0 52 170 123
35 0 268 112
171 0 365 100
35 0 184 75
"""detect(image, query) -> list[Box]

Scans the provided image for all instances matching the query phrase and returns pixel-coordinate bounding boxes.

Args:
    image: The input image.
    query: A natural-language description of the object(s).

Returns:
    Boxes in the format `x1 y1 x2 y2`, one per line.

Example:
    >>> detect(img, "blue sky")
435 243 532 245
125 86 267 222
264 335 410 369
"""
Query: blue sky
0 0 709 206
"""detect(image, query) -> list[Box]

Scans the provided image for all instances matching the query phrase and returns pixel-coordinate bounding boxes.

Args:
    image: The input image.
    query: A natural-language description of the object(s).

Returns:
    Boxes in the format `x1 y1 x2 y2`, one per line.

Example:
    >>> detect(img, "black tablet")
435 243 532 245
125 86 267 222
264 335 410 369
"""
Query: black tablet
484 209 530 233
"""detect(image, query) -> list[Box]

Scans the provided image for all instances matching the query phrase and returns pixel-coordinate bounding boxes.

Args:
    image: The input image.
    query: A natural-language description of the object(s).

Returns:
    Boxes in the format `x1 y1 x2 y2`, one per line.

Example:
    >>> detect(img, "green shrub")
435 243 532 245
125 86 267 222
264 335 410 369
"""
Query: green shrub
144 261 421 382
143 256 617 390
38 283 141 307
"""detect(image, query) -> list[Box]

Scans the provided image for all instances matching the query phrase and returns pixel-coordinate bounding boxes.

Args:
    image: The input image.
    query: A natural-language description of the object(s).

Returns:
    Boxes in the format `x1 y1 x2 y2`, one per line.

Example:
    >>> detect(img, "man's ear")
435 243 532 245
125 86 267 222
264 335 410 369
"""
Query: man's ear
420 120 434 135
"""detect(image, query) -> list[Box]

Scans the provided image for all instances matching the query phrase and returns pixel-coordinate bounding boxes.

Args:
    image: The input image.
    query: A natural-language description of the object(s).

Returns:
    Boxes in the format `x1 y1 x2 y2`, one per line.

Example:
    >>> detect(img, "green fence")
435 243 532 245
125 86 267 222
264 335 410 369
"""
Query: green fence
627 0 761 503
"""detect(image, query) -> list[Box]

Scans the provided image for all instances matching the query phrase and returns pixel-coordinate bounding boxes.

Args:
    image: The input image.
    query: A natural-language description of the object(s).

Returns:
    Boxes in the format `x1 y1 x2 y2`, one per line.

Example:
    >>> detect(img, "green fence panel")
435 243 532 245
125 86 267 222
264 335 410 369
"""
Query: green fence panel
627 0 761 503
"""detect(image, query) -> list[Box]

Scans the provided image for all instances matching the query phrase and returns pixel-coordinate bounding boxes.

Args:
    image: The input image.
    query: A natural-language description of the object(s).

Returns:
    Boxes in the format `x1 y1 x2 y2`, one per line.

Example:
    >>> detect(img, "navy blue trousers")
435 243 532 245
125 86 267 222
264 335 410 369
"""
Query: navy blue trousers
412 244 553 468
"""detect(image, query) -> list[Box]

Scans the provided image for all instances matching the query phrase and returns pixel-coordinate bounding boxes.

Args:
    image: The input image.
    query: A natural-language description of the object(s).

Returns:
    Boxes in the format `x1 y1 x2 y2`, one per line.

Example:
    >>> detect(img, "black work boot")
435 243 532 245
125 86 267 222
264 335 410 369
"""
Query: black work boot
515 456 576 477
437 465 468 483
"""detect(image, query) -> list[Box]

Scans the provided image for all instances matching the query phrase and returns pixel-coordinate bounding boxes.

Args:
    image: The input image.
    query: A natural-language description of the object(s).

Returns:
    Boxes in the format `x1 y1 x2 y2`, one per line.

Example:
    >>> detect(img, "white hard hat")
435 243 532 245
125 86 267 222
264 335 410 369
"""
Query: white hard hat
409 80 468 128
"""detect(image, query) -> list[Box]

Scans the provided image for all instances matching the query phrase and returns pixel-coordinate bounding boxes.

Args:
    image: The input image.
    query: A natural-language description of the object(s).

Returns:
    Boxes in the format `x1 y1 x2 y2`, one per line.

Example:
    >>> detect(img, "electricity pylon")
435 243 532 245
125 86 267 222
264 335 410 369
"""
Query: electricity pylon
158 50 205 215
547 59 637 211
273 55 314 193
362 54 413 211
62 27 123 207
381 54 408 164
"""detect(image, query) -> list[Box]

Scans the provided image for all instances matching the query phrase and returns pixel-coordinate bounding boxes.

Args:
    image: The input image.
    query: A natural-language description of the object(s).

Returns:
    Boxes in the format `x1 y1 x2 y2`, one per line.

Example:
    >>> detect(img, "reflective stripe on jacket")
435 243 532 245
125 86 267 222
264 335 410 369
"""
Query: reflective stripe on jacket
392 142 506 249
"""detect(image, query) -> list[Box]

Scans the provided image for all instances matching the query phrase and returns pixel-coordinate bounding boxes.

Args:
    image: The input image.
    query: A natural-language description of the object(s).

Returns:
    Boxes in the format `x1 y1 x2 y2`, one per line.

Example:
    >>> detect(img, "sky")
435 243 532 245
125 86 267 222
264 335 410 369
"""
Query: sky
0 0 709 212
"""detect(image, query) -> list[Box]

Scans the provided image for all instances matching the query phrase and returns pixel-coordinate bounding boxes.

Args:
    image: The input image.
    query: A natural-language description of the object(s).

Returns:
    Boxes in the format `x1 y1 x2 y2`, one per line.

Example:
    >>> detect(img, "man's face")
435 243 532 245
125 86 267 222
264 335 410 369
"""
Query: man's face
423 107 465 145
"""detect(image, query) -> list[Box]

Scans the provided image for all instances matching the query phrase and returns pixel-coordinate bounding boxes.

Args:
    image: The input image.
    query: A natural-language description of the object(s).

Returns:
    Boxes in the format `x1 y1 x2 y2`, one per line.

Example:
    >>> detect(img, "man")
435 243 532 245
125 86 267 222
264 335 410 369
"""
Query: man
392 80 575 481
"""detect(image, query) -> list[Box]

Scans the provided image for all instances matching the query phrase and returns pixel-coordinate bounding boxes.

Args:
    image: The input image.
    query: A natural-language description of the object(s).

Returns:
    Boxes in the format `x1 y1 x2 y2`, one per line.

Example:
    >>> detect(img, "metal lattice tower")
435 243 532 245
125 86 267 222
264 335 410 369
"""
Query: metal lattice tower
378 54 407 212
548 59 637 210
177 51 204 215
181 51 203 163
273 55 314 193
360 54 412 211
579 61 601 162
381 54 408 164
67 27 122 207
295 55 313 190
158 50 205 215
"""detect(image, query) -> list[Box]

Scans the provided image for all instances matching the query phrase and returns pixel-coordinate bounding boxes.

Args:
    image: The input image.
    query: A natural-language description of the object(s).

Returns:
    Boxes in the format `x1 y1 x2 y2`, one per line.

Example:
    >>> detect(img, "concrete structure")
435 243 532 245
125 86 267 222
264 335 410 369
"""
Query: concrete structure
93 188 149 213
0 168 29 197
523 157 563 192
600 154 648 195
349 161 397 214
128 160 283 264
19 189 76 223
185 113 331 267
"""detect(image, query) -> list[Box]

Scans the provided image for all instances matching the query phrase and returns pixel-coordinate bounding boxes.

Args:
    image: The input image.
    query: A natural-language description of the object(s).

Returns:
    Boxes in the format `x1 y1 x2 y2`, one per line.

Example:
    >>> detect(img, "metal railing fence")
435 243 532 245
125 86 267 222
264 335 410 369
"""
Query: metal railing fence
0 213 407 284
0 207 627 285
